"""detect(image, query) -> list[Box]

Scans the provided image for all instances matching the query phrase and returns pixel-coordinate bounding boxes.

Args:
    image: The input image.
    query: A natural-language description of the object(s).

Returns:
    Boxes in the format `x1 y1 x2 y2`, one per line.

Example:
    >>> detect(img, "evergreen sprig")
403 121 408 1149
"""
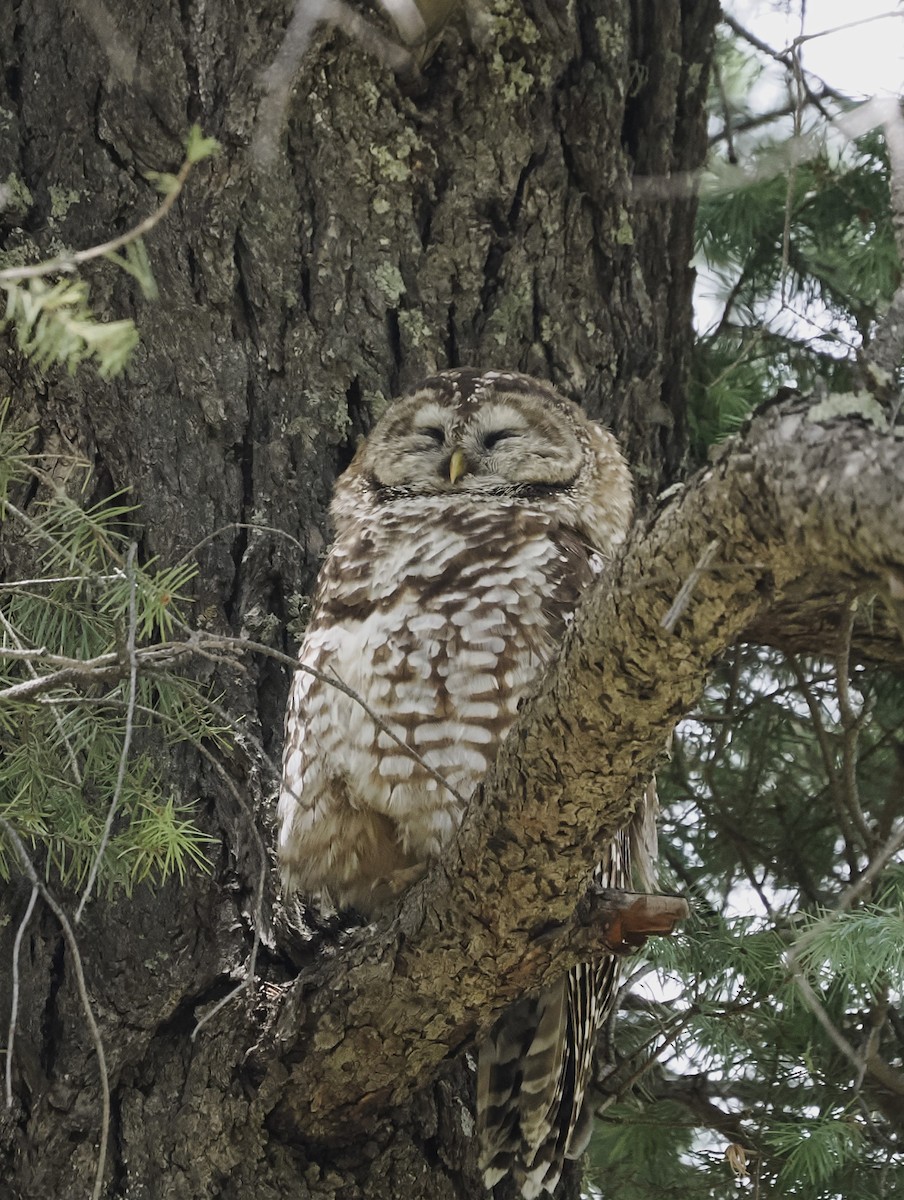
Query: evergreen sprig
1 276 139 378
596 642 904 1199
691 28 900 461
0 418 224 896
0 124 219 380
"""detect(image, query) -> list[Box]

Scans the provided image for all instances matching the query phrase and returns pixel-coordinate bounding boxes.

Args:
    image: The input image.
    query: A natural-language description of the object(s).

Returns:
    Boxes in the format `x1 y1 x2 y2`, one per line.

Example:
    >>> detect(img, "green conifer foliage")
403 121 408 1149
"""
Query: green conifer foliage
691 34 899 460
0 407 224 896
587 20 904 1199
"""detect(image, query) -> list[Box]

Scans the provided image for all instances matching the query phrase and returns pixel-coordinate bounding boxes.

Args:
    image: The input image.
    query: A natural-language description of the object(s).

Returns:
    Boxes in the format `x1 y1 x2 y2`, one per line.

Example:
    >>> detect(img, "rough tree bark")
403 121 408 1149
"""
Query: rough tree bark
3 0 849 1197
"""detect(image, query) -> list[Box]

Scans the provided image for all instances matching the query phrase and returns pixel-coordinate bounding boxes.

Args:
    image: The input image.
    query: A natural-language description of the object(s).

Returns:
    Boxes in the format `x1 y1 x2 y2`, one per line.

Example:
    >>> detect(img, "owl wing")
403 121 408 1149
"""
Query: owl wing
276 547 413 913
276 601 337 903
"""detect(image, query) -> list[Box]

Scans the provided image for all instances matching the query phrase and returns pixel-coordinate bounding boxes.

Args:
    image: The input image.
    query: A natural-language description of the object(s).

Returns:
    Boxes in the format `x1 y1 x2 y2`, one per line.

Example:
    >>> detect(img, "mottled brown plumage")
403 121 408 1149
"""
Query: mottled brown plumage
277 368 648 1195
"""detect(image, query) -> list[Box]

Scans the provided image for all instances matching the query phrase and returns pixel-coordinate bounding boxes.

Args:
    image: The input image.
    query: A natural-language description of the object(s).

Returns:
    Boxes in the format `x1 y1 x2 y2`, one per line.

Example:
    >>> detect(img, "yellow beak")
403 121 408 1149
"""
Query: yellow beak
449 448 467 484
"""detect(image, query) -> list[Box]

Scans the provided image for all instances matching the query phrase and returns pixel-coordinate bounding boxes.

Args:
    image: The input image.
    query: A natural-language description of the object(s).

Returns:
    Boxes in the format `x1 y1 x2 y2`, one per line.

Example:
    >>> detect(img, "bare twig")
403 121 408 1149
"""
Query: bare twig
834 600 875 854
173 521 307 567
252 0 412 167
713 60 737 164
174 630 469 808
721 14 847 107
798 821 904 935
0 573 123 590
787 654 861 870
0 608 83 785
0 819 110 1200
769 821 904 1098
720 10 904 401
786 965 863 1061
5 884 38 1108
707 95 840 148
189 741 270 1041
3 606 463 1032
0 640 193 701
3 491 464 806
789 11 904 54
51 689 274 1038
253 0 334 166
109 614 468 808
880 99 904 268
2 497 124 572
594 1006 701 1114
329 0 415 71
73 0 145 89
661 539 721 633
76 543 140 922
0 155 198 284
0 663 122 702
780 10 806 308
860 98 904 415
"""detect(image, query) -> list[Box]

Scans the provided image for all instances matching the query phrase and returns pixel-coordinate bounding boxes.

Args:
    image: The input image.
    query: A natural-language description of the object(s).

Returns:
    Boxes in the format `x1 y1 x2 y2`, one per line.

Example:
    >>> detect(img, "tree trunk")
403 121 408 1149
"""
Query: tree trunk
0 1 718 1196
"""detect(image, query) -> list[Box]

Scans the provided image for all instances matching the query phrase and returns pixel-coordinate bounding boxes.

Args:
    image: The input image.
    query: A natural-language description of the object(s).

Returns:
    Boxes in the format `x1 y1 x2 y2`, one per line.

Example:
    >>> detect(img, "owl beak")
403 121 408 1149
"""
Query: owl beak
448 448 468 484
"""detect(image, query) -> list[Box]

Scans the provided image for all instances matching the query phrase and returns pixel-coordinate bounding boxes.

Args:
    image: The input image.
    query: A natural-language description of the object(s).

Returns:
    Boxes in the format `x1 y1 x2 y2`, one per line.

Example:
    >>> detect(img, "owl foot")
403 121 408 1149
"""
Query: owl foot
370 862 428 906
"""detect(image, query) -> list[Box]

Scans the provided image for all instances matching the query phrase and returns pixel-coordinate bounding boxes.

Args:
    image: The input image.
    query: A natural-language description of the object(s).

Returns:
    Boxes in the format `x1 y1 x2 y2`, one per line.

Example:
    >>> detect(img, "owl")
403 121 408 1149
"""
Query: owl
277 368 648 1196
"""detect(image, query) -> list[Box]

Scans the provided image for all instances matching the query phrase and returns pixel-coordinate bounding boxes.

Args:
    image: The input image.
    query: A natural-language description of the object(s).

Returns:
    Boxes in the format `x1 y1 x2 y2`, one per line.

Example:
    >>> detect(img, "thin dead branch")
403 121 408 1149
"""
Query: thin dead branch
5 884 38 1109
76 543 140 921
0 820 110 1200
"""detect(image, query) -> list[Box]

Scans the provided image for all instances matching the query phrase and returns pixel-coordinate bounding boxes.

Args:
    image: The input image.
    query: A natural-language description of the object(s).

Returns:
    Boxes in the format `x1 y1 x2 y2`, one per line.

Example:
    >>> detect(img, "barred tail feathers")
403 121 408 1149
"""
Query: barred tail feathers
476 814 653 1197
477 957 622 1198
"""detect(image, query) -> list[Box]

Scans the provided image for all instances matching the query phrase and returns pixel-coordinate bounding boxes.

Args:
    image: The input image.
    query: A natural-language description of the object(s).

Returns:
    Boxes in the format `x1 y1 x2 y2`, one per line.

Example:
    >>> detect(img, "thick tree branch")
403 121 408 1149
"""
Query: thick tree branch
241 394 904 1140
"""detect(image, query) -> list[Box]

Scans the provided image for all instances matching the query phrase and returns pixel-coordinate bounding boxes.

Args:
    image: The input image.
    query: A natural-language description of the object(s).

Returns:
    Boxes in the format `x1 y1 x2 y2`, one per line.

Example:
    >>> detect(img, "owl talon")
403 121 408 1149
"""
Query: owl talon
370 862 429 904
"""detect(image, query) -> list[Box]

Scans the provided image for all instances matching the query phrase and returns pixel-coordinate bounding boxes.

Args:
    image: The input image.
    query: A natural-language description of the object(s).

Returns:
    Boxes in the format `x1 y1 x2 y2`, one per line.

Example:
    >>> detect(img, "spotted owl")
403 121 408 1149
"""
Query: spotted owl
277 368 650 1197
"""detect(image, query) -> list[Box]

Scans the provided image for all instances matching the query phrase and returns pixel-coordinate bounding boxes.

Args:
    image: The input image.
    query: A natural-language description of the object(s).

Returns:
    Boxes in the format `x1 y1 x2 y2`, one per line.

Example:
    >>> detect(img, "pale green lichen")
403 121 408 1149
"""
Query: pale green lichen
1 174 33 220
490 51 533 100
540 314 561 343
289 390 350 441
241 605 282 643
480 0 539 45
367 388 392 421
374 263 406 305
595 17 625 57
485 274 533 345
478 0 551 86
615 208 634 245
372 196 391 215
0 244 35 270
48 185 82 221
399 308 430 348
369 128 423 183
361 81 381 114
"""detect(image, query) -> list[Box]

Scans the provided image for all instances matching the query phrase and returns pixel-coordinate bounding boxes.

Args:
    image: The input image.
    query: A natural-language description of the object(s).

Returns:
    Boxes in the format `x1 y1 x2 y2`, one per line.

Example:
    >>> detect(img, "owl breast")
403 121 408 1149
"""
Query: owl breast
277 493 593 914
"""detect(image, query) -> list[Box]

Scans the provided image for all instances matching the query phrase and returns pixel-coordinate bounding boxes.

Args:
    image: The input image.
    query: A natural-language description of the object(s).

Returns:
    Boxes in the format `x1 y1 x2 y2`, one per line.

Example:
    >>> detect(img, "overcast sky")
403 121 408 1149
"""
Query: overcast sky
730 1 904 98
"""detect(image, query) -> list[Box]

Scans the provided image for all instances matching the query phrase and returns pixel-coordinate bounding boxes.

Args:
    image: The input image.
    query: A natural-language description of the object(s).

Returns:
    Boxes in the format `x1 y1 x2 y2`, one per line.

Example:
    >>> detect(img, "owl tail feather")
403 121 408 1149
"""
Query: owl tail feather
477 958 619 1198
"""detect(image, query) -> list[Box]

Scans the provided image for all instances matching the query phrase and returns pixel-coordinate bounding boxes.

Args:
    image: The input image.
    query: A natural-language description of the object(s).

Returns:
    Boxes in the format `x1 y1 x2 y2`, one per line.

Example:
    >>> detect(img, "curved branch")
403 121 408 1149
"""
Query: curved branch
243 395 904 1139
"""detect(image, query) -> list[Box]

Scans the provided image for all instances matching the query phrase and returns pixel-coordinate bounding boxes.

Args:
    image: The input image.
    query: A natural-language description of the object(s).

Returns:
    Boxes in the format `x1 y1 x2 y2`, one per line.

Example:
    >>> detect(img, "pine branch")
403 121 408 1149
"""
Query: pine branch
861 101 904 413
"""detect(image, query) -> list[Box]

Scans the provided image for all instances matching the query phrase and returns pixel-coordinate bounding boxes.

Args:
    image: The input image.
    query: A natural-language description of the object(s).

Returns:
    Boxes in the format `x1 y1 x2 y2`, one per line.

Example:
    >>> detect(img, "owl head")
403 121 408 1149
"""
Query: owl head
332 369 633 554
